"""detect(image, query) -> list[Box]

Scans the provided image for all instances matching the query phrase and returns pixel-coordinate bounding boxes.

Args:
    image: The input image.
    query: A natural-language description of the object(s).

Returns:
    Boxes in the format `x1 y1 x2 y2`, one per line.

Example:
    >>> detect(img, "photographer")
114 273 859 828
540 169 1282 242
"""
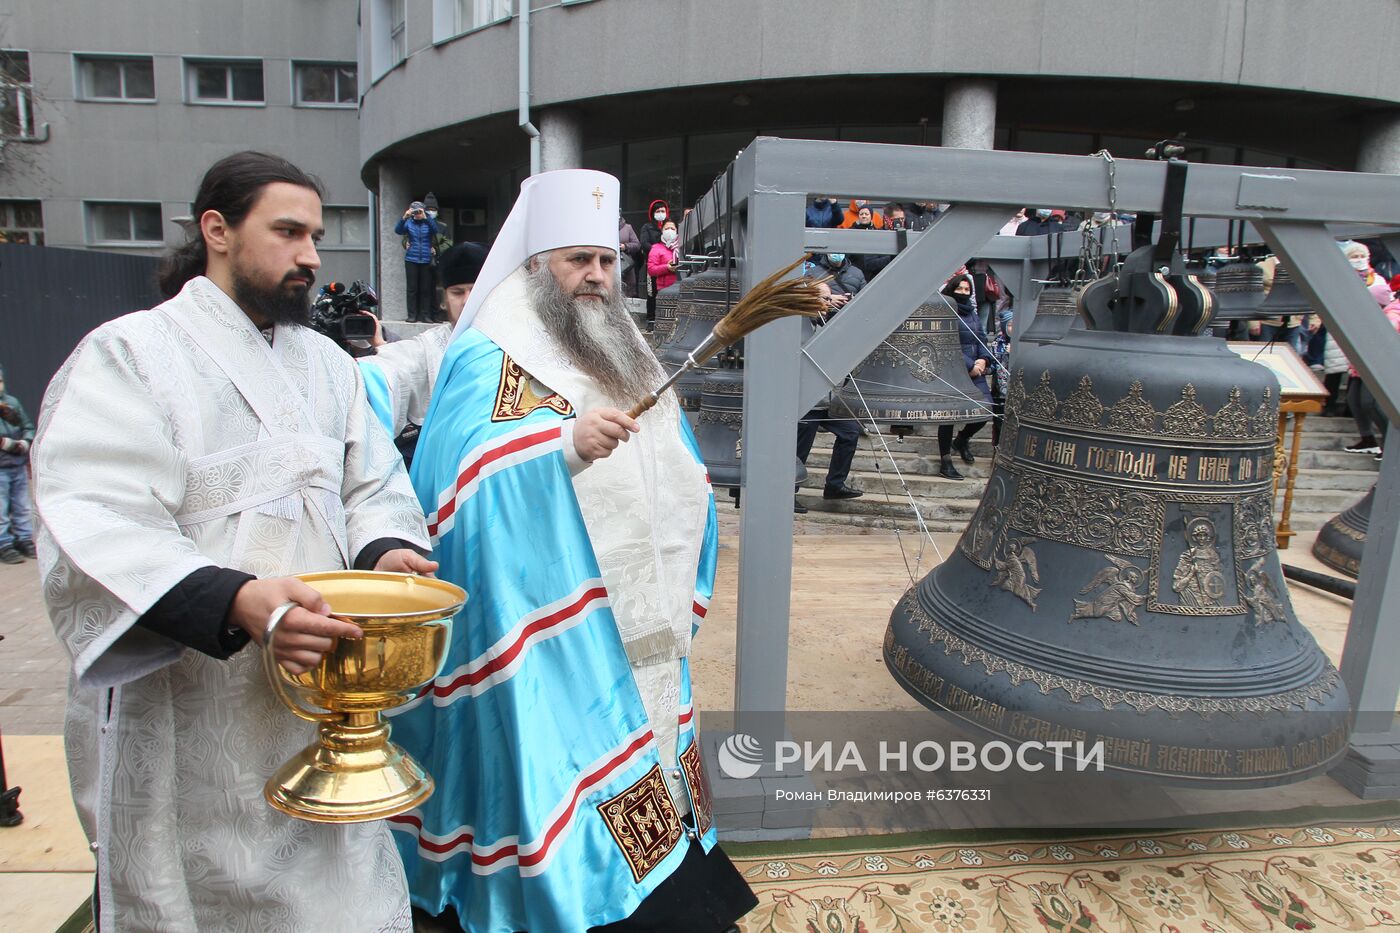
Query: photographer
395 199 440 323
360 242 485 463
0 364 33 564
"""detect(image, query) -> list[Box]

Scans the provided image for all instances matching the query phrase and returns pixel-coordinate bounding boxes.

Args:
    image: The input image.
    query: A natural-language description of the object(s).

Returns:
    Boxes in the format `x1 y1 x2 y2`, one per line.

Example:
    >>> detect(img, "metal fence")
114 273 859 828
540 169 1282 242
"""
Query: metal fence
0 244 161 408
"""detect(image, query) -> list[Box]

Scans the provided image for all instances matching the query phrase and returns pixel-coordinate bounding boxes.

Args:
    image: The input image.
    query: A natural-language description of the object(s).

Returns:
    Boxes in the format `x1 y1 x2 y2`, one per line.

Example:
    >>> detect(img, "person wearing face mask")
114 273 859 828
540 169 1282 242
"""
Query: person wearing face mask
936 275 993 481
639 199 672 321
1015 208 1064 237
816 251 866 296
396 197 441 323
806 196 842 229
421 193 453 323
1336 241 1400 457
648 220 681 293
997 208 1027 236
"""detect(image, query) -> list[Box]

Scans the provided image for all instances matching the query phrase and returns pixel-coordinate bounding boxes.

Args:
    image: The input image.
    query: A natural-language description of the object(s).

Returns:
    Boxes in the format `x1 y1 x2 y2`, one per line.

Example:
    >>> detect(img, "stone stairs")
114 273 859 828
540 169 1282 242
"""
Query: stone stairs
797 416 1378 534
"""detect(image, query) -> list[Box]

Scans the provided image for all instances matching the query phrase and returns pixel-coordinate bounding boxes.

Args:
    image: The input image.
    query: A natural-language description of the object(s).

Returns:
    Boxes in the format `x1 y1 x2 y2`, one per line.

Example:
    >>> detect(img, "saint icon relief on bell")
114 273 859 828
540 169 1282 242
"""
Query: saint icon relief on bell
1171 515 1227 608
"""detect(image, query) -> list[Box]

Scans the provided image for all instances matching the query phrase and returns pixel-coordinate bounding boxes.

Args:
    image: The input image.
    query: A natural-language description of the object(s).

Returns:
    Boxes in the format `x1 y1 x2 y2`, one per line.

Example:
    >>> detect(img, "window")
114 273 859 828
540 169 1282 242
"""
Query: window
321 207 370 248
77 55 155 101
0 50 35 138
295 62 357 106
86 202 163 245
0 199 43 245
186 59 264 104
456 0 510 33
391 0 407 64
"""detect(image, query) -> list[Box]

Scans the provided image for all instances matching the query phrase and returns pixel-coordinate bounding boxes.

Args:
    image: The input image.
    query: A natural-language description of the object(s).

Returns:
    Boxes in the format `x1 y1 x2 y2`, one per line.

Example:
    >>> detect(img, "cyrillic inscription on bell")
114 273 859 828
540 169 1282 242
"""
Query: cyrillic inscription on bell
833 295 987 424
886 324 1351 787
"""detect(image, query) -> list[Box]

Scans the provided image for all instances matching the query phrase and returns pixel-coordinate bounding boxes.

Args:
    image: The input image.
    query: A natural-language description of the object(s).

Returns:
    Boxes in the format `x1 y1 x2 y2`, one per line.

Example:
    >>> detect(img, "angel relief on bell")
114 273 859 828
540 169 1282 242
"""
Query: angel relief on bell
1072 555 1148 625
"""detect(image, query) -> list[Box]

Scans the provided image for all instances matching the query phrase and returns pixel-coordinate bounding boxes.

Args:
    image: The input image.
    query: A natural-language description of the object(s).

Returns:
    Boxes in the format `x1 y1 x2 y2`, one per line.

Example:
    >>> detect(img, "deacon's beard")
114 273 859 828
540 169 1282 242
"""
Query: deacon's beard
526 261 663 404
231 264 315 328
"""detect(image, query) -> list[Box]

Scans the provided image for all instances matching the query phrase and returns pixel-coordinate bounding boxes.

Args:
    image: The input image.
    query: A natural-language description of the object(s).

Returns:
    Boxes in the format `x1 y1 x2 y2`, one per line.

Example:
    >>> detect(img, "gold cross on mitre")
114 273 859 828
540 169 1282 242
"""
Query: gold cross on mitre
591 186 604 209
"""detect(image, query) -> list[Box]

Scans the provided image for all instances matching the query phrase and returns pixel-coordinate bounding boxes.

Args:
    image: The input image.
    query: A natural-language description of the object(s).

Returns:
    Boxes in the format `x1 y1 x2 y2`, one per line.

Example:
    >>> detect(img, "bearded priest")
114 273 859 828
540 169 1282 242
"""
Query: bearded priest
33 152 434 932
388 170 756 932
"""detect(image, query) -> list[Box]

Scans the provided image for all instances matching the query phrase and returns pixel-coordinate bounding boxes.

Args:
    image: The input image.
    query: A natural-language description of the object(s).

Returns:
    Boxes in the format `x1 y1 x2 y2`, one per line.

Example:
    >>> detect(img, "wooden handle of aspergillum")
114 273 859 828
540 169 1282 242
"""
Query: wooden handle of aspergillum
626 394 660 420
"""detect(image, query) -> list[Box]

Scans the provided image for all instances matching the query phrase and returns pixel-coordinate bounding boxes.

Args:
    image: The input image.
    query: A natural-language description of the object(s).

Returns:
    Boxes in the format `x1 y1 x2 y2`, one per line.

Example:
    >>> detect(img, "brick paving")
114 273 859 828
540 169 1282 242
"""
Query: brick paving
0 558 68 735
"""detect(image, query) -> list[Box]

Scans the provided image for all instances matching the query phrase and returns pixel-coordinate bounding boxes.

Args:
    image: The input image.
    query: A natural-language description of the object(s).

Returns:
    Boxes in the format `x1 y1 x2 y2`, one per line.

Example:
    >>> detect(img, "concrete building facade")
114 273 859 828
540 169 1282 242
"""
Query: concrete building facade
0 0 371 286
356 0 1400 316
4 0 1400 319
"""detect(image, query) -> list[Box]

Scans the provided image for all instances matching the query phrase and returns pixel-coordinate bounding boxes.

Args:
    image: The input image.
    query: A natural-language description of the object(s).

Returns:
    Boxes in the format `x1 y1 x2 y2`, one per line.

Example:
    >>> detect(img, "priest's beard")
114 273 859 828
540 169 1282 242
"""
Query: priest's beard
527 261 663 404
230 262 315 328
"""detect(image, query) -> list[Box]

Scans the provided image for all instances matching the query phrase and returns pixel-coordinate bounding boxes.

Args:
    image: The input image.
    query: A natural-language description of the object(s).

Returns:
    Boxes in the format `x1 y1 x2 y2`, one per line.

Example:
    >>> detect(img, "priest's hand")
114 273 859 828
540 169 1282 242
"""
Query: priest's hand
375 549 439 575
230 577 363 675
573 407 640 462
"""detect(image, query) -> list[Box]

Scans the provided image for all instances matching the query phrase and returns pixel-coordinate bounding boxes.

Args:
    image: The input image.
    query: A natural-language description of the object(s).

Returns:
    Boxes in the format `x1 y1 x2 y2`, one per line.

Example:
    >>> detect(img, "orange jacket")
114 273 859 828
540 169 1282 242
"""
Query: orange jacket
839 200 885 229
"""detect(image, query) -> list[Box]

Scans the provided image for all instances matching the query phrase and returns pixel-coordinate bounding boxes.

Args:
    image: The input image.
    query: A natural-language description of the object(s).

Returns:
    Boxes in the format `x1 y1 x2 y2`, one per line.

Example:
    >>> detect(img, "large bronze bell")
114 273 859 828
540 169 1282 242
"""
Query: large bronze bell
1313 485 1372 579
831 293 990 425
1021 285 1082 345
650 280 681 347
885 318 1351 786
654 270 731 414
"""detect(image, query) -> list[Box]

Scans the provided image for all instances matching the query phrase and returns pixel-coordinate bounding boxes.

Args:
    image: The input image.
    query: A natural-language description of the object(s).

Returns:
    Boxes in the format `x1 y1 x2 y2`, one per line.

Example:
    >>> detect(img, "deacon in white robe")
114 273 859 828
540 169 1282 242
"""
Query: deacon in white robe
360 242 485 443
33 153 432 932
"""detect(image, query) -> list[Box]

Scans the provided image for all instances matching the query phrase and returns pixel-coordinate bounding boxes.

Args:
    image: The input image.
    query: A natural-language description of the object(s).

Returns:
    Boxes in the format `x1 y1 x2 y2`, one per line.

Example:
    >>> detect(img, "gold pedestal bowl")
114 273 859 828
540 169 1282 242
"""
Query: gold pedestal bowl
262 571 465 823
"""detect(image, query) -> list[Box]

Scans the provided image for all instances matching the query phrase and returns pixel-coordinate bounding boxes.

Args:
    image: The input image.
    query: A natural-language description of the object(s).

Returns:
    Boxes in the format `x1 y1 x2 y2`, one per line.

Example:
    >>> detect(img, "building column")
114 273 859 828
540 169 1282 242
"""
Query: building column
1358 112 1400 175
377 160 415 322
539 107 583 173
942 79 997 150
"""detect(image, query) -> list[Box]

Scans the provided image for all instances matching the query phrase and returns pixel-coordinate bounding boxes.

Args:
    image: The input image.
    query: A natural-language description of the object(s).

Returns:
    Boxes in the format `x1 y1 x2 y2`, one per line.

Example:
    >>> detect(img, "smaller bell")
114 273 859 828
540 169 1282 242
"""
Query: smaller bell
832 293 990 426
1209 261 1267 322
1021 285 1081 345
1256 265 1313 319
695 364 745 490
694 361 807 495
654 269 732 415
650 281 681 347
1313 485 1372 579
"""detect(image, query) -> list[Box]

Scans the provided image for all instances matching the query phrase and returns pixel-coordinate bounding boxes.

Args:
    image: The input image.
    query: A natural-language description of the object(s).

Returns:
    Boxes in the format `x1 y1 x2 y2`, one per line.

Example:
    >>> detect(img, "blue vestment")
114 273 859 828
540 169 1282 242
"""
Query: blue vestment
387 328 719 933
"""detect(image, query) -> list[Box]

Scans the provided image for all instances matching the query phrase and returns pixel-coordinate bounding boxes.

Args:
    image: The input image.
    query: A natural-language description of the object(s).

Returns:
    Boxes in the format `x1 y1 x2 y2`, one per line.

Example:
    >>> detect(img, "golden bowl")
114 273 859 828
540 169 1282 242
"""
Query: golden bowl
262 570 466 823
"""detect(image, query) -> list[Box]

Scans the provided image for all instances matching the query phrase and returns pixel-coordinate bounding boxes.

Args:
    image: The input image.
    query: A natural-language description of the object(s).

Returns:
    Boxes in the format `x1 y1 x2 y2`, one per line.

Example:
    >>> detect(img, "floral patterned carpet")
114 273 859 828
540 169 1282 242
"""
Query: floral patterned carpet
730 809 1400 932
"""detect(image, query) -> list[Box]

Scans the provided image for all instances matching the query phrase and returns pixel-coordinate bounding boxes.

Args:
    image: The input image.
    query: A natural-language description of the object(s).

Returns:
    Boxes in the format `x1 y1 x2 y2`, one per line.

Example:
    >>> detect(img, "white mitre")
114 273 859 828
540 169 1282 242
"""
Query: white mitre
450 169 621 336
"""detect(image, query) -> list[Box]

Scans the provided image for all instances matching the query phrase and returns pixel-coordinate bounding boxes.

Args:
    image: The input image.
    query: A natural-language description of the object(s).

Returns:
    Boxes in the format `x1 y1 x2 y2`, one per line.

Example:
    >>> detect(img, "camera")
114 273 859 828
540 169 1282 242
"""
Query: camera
310 281 380 348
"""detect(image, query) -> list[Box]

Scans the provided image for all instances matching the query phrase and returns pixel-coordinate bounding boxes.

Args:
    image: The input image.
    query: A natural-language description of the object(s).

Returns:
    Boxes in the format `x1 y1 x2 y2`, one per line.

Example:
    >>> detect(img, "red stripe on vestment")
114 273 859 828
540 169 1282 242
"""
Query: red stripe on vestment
391 728 656 867
426 426 561 537
431 585 608 696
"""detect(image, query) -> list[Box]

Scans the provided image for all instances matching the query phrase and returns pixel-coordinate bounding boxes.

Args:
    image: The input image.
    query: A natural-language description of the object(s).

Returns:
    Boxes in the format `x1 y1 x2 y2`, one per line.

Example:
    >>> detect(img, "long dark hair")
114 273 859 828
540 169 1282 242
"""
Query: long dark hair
158 151 325 299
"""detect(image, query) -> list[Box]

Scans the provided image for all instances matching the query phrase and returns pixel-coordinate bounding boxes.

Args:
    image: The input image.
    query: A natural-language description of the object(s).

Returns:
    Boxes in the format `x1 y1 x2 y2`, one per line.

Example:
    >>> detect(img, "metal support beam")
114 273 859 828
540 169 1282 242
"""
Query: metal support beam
1259 222 1400 745
1340 424 1400 736
734 192 807 728
1258 221 1400 425
679 138 1400 803
797 205 1013 413
744 138 1400 224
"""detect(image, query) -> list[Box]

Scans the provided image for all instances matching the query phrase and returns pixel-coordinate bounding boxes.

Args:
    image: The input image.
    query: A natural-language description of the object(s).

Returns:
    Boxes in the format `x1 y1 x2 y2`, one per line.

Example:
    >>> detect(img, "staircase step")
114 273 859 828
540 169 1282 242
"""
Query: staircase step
795 489 983 521
802 469 990 498
1297 449 1382 472
1289 468 1379 492
794 508 970 536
